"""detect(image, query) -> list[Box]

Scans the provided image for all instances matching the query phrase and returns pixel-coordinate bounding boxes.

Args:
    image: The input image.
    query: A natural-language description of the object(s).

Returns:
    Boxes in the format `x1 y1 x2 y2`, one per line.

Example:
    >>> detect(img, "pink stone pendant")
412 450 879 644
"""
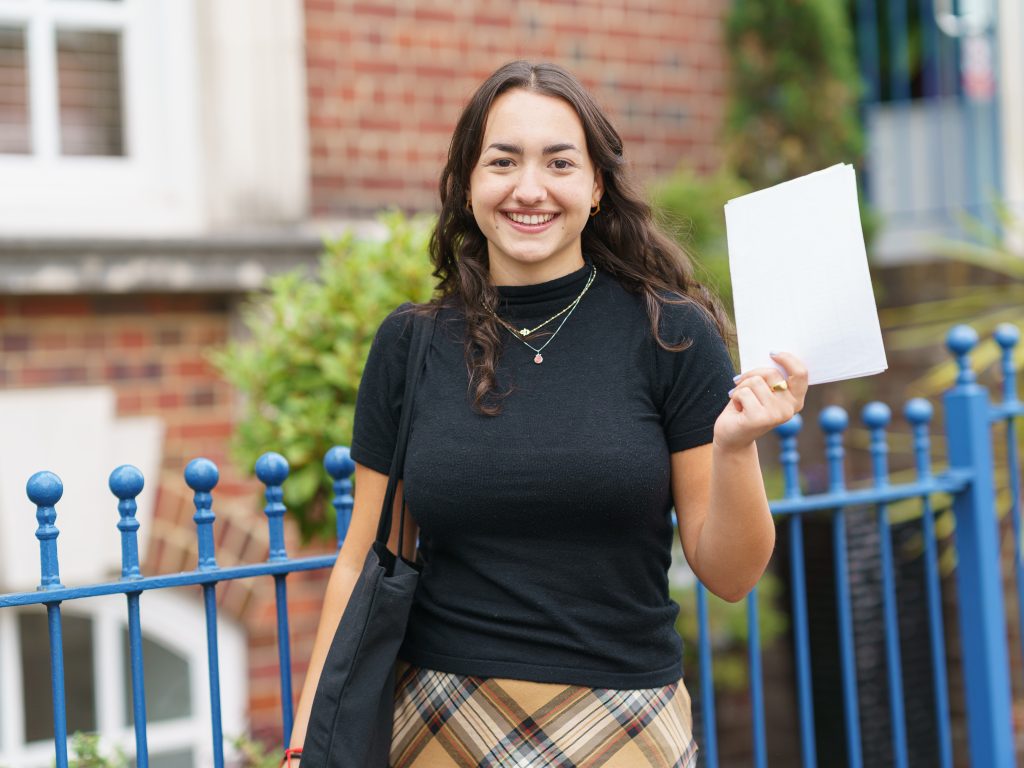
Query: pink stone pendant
534 353 543 364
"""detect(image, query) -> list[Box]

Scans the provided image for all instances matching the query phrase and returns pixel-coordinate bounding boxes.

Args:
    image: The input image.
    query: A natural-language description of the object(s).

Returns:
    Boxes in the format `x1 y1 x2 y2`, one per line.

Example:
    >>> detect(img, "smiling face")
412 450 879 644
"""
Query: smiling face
468 89 603 286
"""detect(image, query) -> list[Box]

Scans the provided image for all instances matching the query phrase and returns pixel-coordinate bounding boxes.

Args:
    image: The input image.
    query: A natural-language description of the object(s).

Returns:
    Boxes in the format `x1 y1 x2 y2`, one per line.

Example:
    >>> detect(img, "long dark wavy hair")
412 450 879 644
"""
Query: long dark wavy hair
428 60 732 414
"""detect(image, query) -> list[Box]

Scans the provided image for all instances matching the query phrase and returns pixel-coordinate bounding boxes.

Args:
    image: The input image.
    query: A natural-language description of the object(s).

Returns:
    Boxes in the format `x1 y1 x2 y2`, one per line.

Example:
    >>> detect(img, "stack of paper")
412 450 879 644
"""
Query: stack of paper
724 163 887 386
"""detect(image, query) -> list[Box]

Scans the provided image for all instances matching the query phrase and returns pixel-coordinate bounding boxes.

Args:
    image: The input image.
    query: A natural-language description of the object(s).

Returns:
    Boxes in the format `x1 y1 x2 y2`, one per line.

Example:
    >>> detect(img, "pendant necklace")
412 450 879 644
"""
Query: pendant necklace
488 265 596 364
505 265 597 337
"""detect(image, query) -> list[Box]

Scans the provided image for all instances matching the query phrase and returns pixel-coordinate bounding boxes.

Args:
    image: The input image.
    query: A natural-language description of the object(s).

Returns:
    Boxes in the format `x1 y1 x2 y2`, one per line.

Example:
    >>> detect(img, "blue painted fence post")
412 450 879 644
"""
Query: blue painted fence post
325 446 355 548
943 325 1014 766
110 465 150 768
255 451 297 746
185 458 226 768
28 471 69 768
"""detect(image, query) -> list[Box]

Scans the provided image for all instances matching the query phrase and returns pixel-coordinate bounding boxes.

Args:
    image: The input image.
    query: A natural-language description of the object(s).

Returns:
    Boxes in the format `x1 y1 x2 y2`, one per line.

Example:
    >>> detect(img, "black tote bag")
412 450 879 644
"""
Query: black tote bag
301 311 434 767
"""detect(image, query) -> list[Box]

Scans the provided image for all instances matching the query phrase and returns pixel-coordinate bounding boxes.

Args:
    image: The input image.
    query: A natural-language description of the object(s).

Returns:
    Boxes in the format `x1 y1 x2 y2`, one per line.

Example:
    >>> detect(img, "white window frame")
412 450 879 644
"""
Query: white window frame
0 592 247 768
0 0 202 236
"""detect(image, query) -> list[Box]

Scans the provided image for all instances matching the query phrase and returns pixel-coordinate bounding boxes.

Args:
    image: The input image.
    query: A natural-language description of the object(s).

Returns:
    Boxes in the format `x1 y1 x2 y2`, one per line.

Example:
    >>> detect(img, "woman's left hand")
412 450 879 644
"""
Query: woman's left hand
713 351 808 452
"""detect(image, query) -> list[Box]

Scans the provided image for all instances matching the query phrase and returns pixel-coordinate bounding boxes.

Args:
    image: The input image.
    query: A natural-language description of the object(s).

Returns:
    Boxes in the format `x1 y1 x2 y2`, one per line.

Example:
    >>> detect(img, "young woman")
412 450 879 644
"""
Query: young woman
288 60 807 767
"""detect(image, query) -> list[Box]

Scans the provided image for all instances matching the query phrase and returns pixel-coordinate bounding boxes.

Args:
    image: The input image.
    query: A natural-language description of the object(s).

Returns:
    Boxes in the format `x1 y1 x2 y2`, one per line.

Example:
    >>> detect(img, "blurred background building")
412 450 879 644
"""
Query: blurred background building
0 0 1021 765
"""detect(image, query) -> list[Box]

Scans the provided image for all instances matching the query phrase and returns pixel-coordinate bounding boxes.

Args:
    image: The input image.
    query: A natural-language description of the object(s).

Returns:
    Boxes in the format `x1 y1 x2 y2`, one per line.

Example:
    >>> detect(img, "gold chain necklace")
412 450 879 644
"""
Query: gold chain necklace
486 266 597 364
491 265 597 337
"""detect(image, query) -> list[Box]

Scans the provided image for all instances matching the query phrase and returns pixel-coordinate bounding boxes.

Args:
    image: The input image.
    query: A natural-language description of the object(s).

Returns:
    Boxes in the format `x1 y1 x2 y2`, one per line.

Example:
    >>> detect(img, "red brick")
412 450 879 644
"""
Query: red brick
106 362 163 381
176 359 213 378
20 365 88 386
117 392 144 413
352 2 398 17
118 330 147 348
472 14 511 27
157 391 181 409
352 59 399 76
38 332 69 350
20 296 93 317
168 422 234 440
2 333 30 352
359 176 407 190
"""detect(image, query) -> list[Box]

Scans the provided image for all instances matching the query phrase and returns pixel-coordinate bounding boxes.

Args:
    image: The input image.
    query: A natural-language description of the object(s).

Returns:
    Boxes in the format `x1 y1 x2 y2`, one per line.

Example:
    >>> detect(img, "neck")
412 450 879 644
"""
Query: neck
488 254 586 287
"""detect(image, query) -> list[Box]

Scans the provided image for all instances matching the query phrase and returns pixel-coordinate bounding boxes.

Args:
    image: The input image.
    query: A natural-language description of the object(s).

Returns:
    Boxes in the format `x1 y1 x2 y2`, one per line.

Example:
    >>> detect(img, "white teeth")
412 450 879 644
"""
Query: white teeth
507 212 555 225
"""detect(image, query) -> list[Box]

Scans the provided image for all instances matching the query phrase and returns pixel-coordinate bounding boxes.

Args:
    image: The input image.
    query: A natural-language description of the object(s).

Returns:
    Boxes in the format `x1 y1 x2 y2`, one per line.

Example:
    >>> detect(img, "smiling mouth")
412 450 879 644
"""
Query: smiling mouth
503 212 559 226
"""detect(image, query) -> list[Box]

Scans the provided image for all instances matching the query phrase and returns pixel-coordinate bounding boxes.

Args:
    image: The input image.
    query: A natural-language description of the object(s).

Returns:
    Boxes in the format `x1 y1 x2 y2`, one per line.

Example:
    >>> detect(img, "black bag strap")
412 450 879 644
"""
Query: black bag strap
375 309 435 546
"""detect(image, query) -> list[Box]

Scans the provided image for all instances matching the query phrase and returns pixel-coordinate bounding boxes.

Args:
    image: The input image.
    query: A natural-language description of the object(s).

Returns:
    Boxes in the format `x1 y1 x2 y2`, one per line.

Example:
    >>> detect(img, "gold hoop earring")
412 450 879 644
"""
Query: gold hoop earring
589 200 601 217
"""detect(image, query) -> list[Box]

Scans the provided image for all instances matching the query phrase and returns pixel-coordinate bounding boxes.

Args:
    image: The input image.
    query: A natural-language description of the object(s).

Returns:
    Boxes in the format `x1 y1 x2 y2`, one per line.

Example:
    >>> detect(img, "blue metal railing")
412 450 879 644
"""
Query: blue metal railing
1 452 354 767
0 322 1021 767
694 324 1019 767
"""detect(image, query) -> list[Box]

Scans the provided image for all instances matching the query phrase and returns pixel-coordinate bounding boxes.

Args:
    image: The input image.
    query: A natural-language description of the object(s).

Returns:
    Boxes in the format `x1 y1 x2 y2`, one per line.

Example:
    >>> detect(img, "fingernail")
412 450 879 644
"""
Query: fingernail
727 387 735 396
769 350 781 356
732 374 742 383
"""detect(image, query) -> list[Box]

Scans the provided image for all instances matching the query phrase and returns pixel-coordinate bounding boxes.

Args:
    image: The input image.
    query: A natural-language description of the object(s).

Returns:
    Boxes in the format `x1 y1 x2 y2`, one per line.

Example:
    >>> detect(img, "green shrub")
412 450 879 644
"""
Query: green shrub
724 0 863 190
232 734 283 768
212 211 437 540
66 733 127 768
650 164 752 315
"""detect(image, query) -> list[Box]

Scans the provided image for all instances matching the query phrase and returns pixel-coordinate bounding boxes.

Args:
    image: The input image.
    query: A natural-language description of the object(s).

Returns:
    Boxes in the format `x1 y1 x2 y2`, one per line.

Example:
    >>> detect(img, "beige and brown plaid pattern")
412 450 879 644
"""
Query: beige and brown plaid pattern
390 662 698 768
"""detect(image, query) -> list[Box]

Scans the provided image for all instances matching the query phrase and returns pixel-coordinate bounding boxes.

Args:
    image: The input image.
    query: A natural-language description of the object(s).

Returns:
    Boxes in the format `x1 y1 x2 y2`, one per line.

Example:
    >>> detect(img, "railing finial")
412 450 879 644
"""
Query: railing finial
993 323 1019 405
904 398 934 478
819 406 849 493
109 465 145 580
324 446 356 548
774 414 803 499
185 458 220 571
946 324 979 385
861 401 891 429
994 323 1020 349
862 402 892 487
903 397 934 425
256 452 290 562
28 470 64 591
775 412 803 438
819 405 849 434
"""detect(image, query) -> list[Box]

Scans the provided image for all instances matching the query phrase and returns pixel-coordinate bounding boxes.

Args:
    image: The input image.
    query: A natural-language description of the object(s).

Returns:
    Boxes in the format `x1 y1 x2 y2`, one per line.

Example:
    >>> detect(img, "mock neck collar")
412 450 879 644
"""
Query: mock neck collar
495 261 594 308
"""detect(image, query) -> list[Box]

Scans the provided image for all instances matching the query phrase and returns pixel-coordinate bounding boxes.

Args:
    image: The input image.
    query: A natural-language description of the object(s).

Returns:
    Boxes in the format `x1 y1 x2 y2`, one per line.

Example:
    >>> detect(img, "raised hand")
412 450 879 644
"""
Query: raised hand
713 351 808 451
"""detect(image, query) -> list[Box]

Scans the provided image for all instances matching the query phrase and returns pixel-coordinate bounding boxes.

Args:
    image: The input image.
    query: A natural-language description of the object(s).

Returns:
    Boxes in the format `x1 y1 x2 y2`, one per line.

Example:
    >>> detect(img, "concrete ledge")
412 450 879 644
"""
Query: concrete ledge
0 234 326 294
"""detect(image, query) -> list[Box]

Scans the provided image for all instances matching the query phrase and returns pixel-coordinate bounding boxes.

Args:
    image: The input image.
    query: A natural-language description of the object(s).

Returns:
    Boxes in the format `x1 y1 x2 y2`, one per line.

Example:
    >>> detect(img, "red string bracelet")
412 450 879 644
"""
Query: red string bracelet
282 747 302 767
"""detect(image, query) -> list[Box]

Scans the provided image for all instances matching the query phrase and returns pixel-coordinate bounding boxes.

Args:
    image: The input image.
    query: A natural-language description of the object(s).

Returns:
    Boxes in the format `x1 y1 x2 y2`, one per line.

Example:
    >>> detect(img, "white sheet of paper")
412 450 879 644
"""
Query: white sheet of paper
724 163 887 386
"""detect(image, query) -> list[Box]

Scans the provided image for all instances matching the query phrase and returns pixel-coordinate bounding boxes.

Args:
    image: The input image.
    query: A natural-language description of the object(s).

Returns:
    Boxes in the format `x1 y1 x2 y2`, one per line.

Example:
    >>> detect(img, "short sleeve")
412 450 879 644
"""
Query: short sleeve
350 304 415 474
654 301 736 453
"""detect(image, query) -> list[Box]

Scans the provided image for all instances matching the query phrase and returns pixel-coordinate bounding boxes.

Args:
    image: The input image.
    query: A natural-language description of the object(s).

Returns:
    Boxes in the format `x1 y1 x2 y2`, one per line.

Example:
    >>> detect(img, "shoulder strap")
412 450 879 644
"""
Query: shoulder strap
375 309 435 545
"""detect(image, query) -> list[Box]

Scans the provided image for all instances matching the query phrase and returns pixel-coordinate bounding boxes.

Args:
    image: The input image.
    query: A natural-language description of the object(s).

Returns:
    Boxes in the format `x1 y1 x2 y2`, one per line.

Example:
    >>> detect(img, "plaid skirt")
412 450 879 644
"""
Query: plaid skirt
390 662 698 768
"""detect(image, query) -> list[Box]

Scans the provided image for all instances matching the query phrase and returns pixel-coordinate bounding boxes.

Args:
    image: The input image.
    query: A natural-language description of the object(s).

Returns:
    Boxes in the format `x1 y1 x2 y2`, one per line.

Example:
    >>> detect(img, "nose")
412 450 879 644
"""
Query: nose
513 166 546 206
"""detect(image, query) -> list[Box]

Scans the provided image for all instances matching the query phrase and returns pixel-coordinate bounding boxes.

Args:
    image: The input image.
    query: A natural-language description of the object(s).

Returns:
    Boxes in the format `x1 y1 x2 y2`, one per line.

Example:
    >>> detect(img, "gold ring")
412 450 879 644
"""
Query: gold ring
771 380 789 393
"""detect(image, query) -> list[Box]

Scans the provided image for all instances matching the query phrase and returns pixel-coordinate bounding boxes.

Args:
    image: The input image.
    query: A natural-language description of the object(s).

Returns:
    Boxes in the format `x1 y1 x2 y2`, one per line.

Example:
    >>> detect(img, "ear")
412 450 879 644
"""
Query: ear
592 171 604 205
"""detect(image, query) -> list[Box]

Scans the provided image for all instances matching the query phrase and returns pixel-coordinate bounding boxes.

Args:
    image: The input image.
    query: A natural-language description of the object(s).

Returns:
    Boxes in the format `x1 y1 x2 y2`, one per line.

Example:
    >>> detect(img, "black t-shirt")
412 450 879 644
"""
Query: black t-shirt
351 262 735 688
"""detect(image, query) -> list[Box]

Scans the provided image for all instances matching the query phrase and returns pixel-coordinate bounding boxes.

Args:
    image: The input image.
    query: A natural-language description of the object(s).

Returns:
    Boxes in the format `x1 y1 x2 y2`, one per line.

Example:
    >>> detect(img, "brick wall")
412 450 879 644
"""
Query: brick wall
0 293 329 744
305 0 731 216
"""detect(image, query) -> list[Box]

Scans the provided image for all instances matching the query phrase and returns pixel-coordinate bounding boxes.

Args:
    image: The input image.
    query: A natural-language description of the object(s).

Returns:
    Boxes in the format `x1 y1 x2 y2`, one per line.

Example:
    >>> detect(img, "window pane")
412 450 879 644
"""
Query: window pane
56 28 124 156
19 611 97 742
0 26 31 154
121 628 192 724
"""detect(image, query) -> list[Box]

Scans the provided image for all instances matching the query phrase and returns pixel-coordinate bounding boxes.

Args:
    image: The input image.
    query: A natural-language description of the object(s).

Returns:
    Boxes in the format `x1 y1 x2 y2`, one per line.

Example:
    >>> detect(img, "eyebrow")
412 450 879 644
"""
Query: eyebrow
484 142 582 155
